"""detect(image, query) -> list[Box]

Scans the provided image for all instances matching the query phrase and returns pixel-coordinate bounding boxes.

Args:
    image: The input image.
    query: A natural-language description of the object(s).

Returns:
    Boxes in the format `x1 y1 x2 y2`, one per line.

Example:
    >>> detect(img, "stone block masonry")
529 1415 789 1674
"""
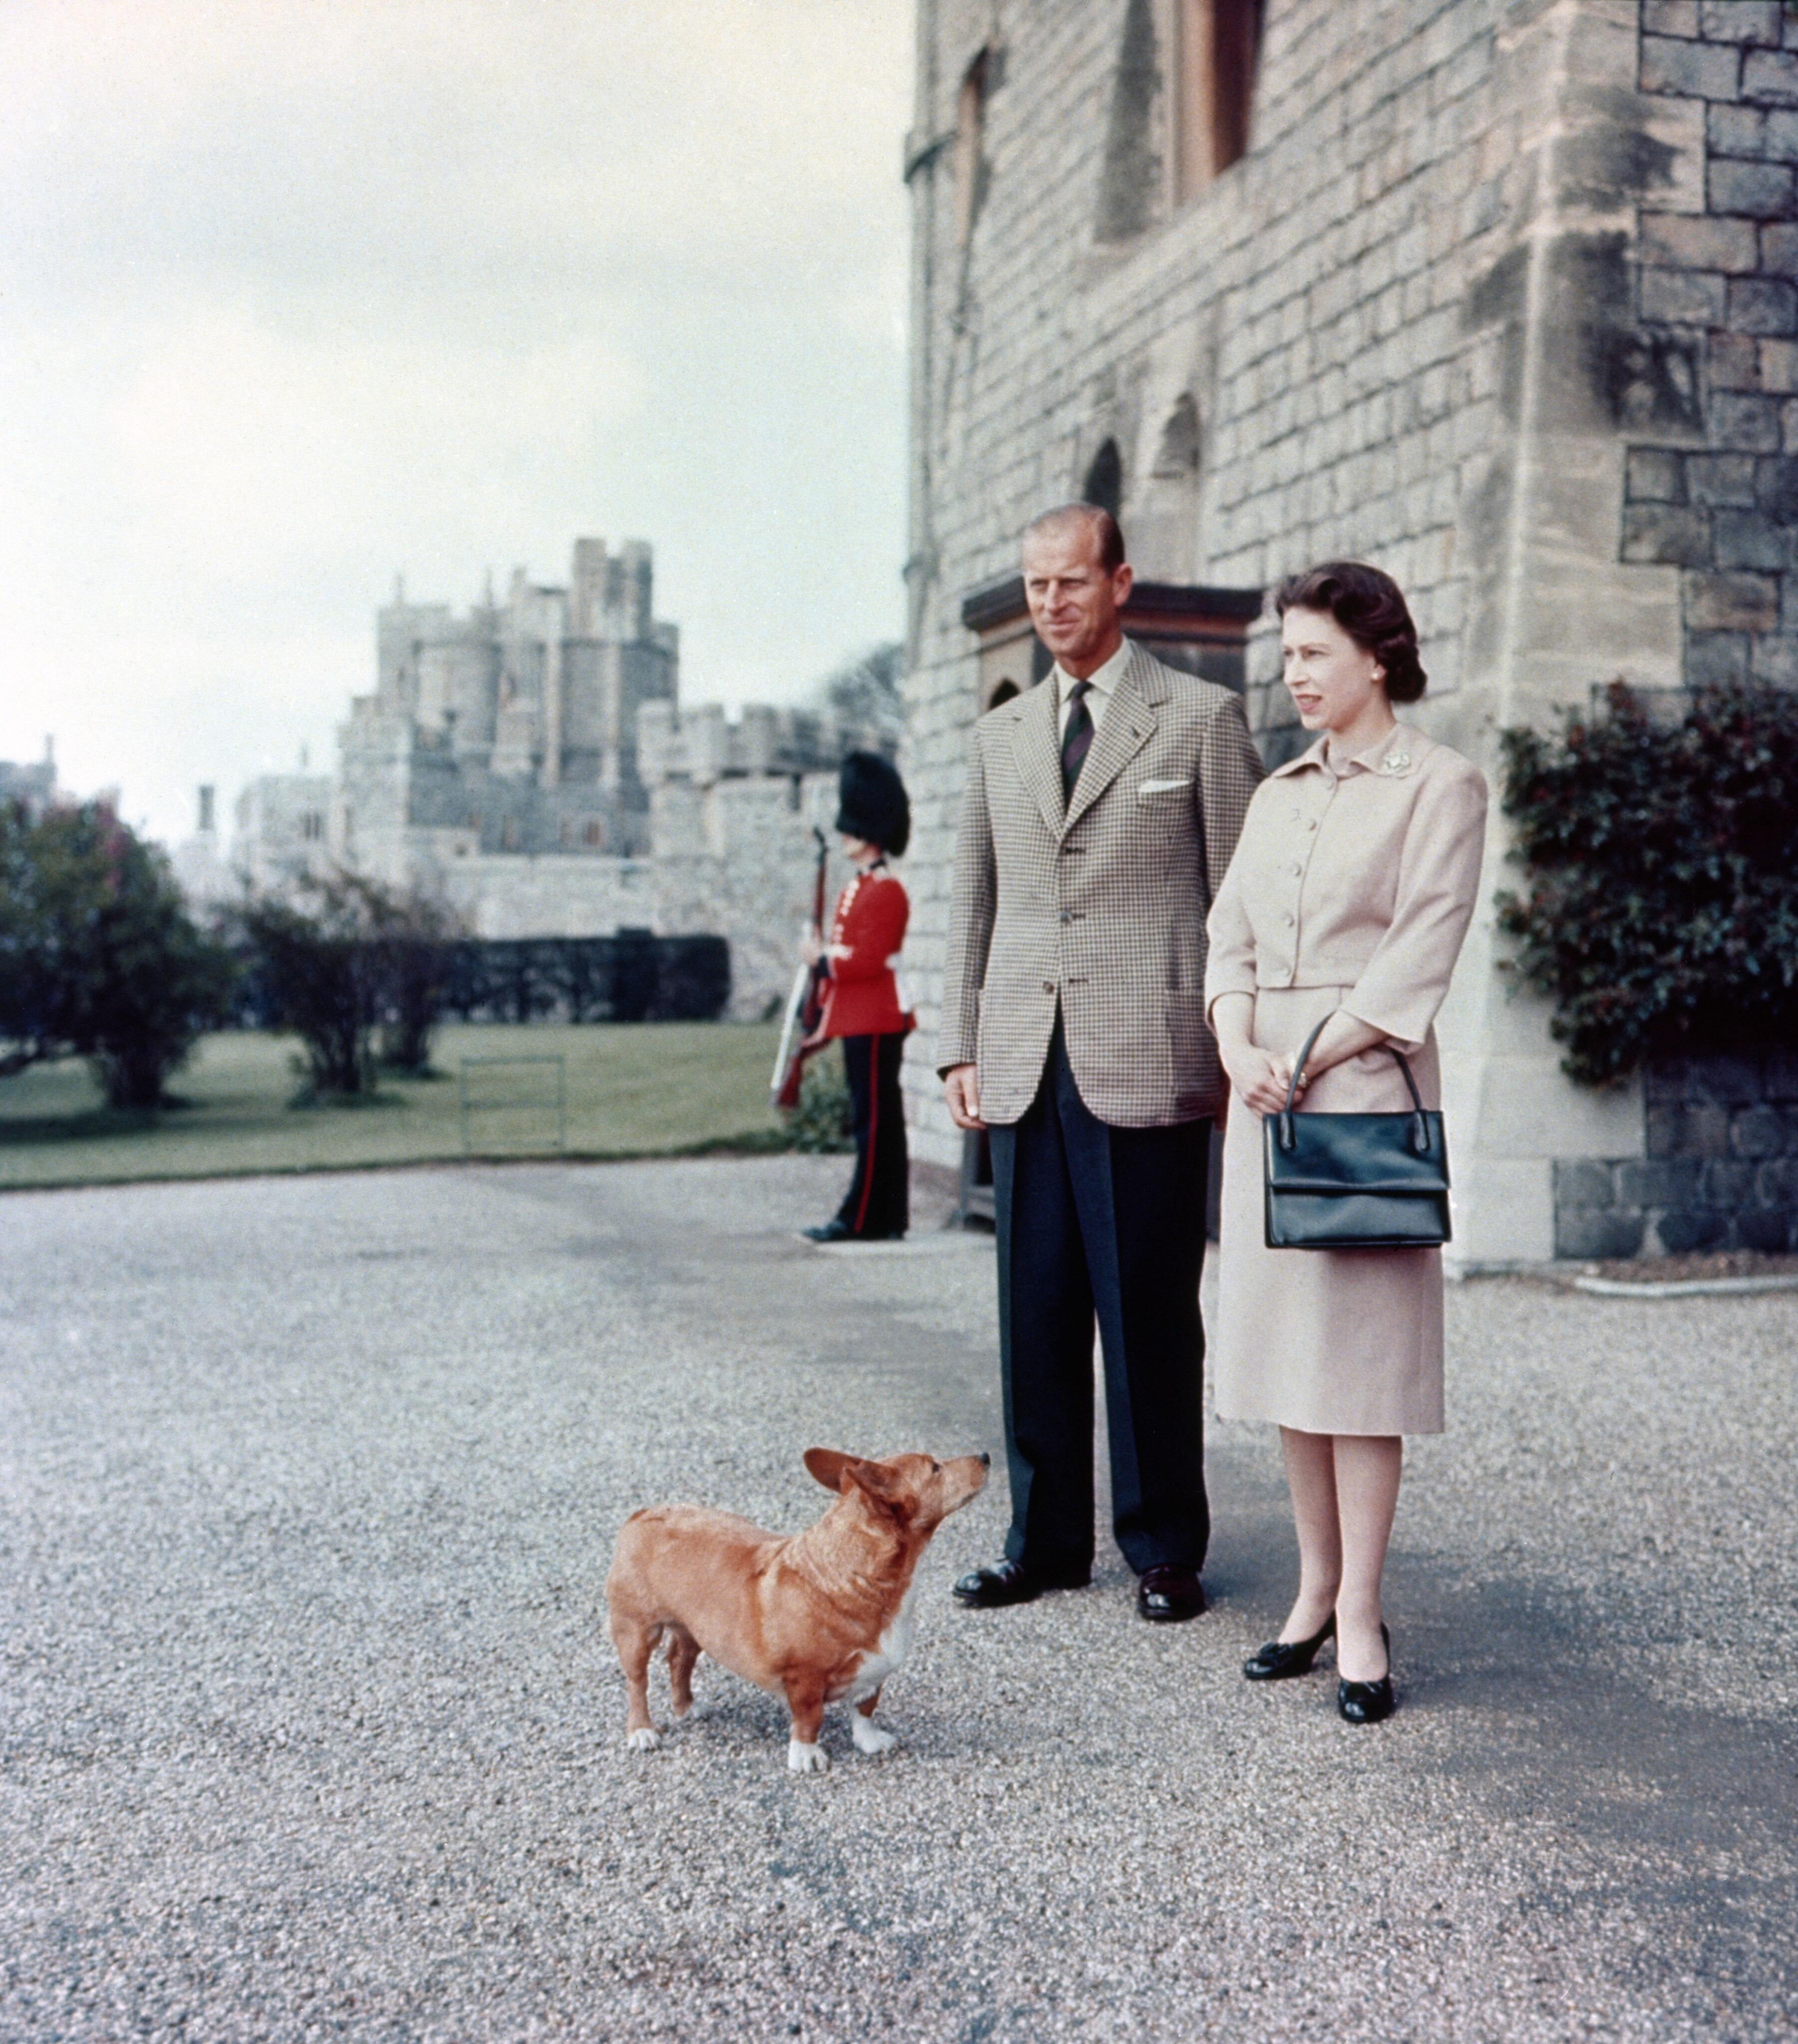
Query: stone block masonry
899 0 1798 1263
1555 1053 1798 1257
1631 4 1798 690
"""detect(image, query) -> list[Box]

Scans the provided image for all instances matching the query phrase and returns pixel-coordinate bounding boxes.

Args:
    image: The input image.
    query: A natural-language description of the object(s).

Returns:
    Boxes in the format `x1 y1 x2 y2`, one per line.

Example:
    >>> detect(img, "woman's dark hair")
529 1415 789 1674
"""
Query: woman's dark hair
1274 560 1428 704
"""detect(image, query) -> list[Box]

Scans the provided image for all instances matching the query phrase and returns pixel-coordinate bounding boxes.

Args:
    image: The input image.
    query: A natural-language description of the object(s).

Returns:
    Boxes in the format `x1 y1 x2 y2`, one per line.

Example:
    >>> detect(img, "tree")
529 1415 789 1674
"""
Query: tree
236 875 460 1096
0 801 236 1107
818 642 905 748
374 890 459 1072
237 876 388 1098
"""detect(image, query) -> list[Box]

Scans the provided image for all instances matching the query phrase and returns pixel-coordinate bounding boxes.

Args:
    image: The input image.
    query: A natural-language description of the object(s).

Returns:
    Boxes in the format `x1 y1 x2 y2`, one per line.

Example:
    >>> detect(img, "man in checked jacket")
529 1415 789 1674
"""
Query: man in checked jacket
939 505 1263 1623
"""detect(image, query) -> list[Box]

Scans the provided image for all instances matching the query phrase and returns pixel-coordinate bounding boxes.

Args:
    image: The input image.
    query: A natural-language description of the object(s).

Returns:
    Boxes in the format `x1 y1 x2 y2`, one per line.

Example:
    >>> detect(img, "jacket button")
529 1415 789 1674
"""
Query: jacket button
1058 910 1072 924
1042 979 1054 994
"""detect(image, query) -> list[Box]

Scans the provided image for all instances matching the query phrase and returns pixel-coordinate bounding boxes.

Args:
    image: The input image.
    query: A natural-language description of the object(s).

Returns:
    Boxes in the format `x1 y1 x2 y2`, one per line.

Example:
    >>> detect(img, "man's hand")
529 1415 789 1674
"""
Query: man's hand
944 1064 987 1132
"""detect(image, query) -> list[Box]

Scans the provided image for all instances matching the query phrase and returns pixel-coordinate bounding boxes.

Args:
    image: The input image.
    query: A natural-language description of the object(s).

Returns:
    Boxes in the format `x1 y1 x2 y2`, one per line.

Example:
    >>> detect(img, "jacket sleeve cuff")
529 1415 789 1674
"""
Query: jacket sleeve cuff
1202 962 1257 1028
1337 994 1428 1056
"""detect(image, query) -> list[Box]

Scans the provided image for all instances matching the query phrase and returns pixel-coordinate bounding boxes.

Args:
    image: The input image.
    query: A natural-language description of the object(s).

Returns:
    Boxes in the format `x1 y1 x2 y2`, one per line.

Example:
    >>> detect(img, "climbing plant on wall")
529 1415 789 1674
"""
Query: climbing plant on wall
1497 682 1798 1086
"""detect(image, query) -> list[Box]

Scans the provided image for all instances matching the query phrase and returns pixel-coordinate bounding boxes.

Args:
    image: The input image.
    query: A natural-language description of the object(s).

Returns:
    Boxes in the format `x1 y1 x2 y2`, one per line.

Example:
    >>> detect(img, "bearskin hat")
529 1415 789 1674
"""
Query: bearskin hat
834 750 910 857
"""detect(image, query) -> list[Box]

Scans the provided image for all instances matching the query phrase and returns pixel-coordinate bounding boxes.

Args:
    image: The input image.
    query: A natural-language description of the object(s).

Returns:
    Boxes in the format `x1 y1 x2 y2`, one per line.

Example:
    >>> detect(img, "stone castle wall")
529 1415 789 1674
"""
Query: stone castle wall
1625 5 1798 694
898 0 1798 1263
273 540 891 1023
1556 1050 1798 1257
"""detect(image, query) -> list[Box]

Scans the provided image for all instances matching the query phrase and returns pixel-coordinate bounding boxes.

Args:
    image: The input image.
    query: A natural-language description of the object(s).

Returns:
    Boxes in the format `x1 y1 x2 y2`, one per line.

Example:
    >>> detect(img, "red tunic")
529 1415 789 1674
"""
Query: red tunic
819 869 913 1040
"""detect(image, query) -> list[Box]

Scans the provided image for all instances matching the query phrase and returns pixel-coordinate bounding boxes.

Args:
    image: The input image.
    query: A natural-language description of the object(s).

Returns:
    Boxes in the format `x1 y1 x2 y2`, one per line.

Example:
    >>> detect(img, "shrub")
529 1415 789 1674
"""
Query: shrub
788 1050 855 1153
1497 682 1798 1085
375 892 459 1073
0 801 236 1107
236 876 462 1097
237 878 390 1098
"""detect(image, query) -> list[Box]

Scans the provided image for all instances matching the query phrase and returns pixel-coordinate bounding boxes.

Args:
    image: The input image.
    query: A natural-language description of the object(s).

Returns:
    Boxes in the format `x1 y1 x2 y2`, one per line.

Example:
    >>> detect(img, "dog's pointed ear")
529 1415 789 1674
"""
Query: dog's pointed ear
803 1448 904 1504
803 1447 852 1491
841 1456 906 1505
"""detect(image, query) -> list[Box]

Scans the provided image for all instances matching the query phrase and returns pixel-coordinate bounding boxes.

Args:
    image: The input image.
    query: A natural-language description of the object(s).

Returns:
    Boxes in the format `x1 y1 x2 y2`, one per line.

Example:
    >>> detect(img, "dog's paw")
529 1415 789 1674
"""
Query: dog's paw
787 1739 829 1774
626 1727 663 1753
852 1718 898 1757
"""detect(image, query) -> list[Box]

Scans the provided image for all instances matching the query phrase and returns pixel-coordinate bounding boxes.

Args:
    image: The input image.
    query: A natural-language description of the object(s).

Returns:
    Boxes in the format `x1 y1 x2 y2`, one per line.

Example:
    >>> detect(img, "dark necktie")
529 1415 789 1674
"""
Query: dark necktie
1061 681 1094 802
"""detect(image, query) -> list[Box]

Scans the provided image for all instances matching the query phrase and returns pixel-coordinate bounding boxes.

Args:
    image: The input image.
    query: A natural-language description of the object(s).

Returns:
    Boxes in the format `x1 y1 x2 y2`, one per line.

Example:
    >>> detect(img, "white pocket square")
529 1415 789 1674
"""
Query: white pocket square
1137 778 1190 798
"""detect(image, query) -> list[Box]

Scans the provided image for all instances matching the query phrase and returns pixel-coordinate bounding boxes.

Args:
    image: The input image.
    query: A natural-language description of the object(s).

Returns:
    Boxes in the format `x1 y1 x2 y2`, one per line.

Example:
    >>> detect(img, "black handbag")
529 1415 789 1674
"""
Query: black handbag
1263 1012 1451 1250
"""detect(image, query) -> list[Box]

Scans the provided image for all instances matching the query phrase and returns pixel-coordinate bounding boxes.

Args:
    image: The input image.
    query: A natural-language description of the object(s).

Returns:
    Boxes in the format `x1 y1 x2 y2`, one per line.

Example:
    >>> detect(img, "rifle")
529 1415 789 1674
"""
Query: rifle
772 828 831 1110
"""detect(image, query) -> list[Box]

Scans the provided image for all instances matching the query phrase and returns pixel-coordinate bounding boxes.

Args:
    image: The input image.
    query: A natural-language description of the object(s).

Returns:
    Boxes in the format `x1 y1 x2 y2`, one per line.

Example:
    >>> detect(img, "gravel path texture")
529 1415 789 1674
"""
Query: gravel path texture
2 1156 1795 2043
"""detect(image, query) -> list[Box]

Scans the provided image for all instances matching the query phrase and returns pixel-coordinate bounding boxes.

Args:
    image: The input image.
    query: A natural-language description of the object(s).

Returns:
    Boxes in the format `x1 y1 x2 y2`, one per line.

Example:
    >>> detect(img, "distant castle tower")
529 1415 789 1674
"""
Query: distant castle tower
339 536 680 873
210 533 895 1019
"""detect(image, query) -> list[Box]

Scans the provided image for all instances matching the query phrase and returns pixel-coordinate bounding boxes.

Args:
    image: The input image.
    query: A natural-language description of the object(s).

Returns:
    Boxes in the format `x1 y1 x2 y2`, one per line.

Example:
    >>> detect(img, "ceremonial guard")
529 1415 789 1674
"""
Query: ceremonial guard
803 752 914 1243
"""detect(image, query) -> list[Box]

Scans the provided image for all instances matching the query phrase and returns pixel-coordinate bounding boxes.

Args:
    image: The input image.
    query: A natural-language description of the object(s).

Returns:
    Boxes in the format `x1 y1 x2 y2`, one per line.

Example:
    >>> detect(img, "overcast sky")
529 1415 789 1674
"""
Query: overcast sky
0 0 914 846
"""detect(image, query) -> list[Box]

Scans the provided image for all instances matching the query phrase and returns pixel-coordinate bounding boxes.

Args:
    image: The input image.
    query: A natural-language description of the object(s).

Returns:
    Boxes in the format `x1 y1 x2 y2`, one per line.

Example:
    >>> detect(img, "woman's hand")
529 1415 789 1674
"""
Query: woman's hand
1212 993 1310 1114
1220 1038 1304 1117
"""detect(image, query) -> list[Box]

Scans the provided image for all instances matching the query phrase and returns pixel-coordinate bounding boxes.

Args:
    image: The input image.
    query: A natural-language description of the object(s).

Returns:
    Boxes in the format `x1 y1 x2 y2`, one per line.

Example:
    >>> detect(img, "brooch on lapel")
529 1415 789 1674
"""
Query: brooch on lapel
1376 748 1414 777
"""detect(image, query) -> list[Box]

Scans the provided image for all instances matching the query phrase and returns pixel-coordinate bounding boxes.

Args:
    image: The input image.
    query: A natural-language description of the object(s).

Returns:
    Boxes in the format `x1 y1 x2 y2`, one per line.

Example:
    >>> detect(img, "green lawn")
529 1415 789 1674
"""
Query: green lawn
0 1022 789 1191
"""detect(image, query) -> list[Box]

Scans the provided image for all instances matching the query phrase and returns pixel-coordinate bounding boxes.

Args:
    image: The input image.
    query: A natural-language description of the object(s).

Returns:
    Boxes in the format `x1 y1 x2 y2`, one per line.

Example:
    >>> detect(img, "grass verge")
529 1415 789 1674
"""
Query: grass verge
0 1022 790 1191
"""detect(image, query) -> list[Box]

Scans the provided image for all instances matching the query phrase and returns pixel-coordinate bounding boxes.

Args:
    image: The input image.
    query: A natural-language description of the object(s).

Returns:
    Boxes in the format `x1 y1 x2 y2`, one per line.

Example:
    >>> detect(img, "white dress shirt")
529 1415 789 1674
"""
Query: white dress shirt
1055 635 1133 739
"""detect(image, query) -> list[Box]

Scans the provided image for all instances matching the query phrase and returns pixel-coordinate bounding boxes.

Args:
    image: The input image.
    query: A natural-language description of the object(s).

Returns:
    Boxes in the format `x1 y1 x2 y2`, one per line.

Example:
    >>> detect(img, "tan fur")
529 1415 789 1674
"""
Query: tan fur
605 1447 987 1771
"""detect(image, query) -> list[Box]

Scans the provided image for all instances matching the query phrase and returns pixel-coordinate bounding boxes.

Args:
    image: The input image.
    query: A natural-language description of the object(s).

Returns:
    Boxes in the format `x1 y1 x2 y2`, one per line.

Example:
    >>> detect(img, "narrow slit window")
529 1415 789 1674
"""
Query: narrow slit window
1171 0 1263 204
953 49 988 248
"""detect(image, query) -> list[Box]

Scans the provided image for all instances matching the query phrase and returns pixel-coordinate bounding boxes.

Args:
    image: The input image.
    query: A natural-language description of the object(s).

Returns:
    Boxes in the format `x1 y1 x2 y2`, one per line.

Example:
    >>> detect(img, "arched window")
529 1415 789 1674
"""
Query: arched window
1153 392 1203 479
1083 438 1124 521
1170 0 1263 202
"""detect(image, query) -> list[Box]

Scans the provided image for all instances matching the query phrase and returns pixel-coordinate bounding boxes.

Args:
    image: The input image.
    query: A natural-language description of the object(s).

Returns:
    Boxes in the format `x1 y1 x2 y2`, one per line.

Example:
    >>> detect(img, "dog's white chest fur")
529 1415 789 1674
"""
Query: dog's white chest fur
847 1583 917 1701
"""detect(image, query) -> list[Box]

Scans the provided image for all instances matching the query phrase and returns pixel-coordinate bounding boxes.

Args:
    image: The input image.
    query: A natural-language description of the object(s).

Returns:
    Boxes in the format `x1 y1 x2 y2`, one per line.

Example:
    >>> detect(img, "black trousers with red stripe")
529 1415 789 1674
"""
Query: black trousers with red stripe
833 1032 909 1239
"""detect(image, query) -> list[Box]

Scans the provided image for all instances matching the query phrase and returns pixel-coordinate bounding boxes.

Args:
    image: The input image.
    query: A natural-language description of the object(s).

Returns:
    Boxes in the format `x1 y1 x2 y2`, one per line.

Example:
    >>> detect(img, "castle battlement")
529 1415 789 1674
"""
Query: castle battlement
205 533 898 1020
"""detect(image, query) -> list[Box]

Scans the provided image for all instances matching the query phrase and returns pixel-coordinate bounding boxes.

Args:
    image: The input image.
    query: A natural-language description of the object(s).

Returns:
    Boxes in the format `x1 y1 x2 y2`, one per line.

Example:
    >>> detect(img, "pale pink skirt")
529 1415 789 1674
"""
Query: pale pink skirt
1212 984 1445 1436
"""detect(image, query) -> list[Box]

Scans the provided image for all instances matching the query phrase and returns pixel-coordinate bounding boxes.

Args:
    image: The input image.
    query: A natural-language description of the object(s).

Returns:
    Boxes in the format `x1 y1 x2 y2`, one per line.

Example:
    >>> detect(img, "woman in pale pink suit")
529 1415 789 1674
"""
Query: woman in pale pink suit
1204 563 1487 1724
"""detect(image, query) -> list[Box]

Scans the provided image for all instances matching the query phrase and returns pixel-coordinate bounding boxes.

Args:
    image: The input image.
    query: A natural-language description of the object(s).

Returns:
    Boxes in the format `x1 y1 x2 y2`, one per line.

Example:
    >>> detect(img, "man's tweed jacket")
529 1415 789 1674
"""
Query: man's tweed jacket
937 640 1264 1127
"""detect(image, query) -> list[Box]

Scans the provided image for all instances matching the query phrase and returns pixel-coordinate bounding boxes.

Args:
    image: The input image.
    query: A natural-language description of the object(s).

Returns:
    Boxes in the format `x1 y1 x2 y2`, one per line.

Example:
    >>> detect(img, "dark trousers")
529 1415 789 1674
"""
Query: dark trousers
833 1033 909 1238
989 1024 1210 1577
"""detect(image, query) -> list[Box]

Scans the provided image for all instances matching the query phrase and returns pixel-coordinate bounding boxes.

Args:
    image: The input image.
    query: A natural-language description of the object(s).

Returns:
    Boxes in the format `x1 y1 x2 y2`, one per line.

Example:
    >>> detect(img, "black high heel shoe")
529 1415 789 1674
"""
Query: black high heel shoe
1242 1612 1335 1681
1336 1624 1394 1724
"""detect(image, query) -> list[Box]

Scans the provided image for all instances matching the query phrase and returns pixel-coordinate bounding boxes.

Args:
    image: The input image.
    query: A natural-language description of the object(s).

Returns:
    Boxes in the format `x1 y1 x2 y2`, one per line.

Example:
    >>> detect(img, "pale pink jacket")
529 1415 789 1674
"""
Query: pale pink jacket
1203 721 1488 1052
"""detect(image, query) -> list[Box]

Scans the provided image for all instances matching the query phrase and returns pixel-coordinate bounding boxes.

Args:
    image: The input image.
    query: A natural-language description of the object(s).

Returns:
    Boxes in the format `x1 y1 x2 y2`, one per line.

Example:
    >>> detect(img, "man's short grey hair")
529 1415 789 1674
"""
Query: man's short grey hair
1023 503 1127 572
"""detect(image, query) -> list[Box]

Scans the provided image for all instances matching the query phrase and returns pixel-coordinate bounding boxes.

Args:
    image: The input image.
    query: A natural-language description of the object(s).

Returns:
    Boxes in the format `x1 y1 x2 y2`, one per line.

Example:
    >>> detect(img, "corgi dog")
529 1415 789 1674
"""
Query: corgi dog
605 1447 989 1773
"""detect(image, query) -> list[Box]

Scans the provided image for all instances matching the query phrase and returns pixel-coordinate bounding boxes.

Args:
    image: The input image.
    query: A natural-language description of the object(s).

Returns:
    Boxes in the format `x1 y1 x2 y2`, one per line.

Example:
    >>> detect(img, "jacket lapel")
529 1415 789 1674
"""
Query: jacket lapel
1010 676 1066 838
1063 642 1160 832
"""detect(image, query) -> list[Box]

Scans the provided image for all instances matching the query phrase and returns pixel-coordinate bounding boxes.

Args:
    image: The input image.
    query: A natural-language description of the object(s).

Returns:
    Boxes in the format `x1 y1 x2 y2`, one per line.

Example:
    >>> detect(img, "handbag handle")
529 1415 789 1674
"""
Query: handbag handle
1276 1011 1432 1156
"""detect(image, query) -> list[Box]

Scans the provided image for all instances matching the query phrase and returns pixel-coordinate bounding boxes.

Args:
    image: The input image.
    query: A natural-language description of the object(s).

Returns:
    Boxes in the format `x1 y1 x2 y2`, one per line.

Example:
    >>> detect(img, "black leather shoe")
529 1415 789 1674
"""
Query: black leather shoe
952 1557 1090 1608
802 1221 854 1243
1243 1613 1335 1681
1136 1564 1207 1623
1337 1625 1394 1723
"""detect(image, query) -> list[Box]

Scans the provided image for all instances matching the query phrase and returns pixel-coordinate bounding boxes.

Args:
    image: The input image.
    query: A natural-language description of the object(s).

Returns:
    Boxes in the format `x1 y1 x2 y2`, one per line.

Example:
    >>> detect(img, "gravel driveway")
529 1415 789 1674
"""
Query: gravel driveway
2 1157 1795 2041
